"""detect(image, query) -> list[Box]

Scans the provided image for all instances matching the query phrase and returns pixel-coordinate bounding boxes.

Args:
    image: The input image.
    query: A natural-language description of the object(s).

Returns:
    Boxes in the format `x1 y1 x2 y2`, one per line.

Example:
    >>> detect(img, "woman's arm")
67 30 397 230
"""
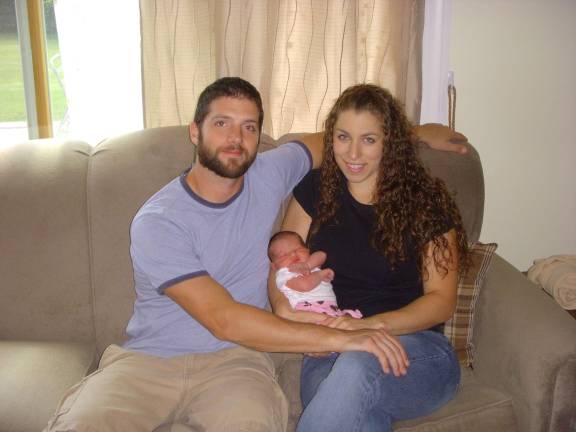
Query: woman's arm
322 229 459 335
367 229 458 334
267 269 327 323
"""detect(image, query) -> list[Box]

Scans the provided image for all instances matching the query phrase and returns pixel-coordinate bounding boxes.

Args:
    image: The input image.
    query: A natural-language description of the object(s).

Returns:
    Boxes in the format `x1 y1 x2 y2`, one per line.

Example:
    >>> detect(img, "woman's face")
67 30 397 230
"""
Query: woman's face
332 109 384 201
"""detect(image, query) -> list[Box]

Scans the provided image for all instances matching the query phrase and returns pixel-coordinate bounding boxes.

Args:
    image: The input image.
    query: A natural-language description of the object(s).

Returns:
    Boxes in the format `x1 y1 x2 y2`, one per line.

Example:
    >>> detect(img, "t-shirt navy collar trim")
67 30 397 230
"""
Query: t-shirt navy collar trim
179 167 244 209
292 140 313 172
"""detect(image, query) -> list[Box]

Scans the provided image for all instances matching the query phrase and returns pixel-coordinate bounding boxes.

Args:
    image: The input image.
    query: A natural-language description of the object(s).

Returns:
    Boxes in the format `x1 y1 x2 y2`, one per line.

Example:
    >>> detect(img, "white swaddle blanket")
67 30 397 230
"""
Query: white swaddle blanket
527 255 576 309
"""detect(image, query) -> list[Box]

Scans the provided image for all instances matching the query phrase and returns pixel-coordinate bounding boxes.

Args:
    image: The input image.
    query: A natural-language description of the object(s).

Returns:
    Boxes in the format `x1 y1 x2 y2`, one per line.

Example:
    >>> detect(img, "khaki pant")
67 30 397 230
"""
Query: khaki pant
44 345 288 432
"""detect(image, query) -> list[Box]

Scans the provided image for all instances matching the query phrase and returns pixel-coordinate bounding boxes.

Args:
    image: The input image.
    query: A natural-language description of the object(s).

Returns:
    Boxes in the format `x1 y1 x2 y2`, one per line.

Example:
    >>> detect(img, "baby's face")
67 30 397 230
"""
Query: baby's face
271 238 310 269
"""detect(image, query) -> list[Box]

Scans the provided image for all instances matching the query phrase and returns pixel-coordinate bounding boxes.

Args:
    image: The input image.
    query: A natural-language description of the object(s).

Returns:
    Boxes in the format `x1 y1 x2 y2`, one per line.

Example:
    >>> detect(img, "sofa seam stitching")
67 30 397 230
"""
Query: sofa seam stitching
85 145 98 354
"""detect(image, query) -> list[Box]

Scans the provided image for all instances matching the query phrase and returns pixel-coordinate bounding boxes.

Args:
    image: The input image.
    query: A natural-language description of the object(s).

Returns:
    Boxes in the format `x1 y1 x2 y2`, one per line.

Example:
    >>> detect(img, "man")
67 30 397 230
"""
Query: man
45 77 467 432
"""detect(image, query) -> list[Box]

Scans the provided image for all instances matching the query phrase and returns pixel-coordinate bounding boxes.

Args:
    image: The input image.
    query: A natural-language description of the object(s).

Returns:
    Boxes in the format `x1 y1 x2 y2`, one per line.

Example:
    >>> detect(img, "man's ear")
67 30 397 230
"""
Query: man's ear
189 122 199 146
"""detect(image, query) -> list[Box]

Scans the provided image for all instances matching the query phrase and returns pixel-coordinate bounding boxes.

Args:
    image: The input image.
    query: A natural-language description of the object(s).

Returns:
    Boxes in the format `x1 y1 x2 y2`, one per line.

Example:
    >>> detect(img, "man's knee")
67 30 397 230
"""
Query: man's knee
43 366 179 432
225 385 287 430
209 418 284 432
193 375 288 432
186 400 287 432
44 406 113 432
46 405 164 432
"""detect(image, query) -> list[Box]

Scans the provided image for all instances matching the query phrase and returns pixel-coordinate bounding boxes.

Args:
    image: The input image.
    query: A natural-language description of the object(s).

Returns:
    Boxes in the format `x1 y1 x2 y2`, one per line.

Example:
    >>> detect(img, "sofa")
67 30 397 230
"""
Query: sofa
1 125 575 432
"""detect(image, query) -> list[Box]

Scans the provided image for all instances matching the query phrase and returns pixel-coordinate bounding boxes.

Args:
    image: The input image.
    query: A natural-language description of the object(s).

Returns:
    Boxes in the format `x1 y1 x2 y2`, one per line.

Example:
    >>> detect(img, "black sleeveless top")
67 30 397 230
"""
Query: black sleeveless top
293 169 451 322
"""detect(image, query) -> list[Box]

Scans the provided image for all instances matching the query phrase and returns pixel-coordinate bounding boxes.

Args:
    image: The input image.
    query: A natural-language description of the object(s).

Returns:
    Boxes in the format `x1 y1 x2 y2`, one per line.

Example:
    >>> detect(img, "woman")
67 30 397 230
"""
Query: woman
270 84 469 431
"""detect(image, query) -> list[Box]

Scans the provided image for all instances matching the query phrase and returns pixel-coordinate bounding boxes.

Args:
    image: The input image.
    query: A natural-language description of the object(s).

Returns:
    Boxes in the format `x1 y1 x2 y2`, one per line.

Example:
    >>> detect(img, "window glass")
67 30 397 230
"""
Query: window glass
0 0 28 144
45 0 68 136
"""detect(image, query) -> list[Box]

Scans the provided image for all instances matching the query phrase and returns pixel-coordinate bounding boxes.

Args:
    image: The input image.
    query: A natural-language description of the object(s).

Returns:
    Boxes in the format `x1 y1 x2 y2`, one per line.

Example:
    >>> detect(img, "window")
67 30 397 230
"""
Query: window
0 0 66 144
0 0 28 143
1 0 142 146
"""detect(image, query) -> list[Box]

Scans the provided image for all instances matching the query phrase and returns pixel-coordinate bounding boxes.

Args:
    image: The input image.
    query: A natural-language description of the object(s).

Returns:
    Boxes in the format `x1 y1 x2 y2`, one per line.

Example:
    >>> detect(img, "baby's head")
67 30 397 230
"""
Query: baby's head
268 231 310 269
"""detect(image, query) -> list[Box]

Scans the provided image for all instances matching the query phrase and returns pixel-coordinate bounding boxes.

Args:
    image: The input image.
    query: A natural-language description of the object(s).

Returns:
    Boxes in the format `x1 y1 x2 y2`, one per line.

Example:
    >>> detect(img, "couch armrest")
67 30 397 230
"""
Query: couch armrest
472 253 576 432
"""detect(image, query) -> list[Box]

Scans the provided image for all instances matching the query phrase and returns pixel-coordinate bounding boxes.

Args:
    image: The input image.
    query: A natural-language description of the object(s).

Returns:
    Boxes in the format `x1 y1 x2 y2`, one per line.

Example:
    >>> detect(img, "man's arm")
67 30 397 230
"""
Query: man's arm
165 275 409 376
414 123 469 154
297 124 468 168
298 132 324 168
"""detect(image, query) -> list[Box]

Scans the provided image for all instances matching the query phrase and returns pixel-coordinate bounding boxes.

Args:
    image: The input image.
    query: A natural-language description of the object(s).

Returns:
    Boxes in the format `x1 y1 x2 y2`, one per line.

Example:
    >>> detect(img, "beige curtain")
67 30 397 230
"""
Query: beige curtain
141 0 423 138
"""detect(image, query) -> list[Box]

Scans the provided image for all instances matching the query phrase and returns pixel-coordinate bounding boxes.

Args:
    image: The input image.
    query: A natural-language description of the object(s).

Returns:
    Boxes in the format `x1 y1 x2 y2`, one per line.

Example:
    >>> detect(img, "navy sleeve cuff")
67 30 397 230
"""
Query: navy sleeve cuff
292 140 313 172
157 271 209 294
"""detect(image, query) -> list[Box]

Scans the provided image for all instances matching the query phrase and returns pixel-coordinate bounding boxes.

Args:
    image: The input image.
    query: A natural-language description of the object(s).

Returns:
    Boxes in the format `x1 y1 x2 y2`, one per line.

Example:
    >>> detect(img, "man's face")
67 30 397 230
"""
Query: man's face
191 96 260 179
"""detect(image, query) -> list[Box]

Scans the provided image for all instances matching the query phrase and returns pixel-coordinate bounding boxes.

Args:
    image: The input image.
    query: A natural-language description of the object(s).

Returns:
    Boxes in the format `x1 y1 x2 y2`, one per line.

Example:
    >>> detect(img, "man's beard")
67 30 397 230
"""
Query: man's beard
196 132 258 179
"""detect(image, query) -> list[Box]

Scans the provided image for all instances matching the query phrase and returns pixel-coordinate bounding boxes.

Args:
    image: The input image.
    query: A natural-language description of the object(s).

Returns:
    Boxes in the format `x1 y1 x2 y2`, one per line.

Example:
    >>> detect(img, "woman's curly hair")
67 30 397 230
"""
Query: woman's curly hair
312 84 469 278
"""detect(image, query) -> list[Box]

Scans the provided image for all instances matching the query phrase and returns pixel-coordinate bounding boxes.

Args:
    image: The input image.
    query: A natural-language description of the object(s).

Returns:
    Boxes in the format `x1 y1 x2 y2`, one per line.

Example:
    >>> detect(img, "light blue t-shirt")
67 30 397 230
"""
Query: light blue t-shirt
124 141 312 357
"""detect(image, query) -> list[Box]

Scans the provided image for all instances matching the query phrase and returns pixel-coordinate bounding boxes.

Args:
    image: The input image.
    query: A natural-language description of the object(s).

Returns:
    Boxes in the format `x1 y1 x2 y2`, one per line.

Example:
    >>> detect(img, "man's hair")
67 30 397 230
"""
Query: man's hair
193 77 264 132
267 230 305 261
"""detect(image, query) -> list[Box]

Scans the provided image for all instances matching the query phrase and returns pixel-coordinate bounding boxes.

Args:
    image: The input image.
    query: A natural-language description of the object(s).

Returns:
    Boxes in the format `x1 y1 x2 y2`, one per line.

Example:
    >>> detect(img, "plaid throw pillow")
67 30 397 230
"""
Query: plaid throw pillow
444 242 498 367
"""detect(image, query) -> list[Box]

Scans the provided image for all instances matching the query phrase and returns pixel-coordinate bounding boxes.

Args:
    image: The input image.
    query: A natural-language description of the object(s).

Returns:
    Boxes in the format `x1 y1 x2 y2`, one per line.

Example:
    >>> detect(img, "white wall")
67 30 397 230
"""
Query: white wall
450 0 576 270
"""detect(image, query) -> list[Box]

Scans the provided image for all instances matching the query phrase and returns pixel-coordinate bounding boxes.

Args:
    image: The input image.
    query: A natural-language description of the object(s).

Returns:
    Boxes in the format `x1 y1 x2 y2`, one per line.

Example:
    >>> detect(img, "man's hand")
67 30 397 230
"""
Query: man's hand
342 328 410 376
318 317 408 376
415 123 468 154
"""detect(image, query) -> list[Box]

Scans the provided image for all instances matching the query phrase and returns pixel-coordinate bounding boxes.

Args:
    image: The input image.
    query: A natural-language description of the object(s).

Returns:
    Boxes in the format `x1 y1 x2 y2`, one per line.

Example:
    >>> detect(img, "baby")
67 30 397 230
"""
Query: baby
267 231 362 318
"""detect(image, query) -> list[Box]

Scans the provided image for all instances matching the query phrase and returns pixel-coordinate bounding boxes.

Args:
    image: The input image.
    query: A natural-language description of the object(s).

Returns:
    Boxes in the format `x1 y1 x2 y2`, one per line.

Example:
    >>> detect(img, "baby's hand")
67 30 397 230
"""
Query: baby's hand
319 268 334 282
287 262 311 275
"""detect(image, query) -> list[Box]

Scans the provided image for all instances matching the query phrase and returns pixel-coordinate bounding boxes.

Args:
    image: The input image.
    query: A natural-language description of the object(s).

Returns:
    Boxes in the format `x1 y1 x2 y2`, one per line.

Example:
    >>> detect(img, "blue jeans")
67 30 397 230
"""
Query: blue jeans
297 330 460 432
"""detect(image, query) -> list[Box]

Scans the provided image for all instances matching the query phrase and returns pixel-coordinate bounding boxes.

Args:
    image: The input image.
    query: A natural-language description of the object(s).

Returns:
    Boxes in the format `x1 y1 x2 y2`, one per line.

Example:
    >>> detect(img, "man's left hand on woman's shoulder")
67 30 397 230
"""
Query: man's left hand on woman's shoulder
415 123 469 155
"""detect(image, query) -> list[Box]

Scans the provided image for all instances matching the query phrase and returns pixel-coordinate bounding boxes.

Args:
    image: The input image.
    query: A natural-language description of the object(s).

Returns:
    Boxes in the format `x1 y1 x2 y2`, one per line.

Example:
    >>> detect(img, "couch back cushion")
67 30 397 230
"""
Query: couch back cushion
88 126 194 352
416 144 484 243
0 140 94 342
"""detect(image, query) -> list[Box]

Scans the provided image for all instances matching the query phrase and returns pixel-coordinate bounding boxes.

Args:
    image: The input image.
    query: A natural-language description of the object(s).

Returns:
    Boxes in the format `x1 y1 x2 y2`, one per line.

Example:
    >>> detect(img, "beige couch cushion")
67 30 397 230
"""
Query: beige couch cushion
88 126 195 353
394 368 517 431
0 341 97 432
0 140 94 342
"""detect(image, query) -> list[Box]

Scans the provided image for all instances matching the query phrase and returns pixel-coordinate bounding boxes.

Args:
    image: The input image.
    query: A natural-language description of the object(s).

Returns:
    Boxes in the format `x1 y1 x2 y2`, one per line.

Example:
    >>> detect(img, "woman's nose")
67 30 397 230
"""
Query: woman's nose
348 141 359 160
